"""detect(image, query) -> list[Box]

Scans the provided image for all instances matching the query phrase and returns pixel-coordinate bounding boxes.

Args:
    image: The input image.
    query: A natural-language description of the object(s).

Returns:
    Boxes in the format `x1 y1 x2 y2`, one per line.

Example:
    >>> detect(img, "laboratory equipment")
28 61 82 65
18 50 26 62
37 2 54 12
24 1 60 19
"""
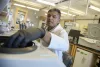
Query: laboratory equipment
87 24 100 40
0 41 66 67
78 37 100 51
78 23 100 51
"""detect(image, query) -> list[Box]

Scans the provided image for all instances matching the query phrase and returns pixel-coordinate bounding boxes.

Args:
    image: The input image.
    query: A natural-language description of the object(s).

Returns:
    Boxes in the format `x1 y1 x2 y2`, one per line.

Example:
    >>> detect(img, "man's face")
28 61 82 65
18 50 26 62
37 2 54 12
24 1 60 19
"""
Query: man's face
46 11 60 28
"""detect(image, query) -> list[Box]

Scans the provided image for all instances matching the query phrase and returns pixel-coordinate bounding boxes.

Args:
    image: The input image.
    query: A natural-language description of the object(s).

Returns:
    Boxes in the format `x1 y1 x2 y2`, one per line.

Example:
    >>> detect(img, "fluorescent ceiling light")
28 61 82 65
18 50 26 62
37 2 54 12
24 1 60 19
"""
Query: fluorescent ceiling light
61 11 75 16
37 0 55 6
14 0 43 8
27 7 39 11
43 9 48 12
14 3 39 11
14 3 26 7
89 5 100 12
70 8 85 15
59 6 85 15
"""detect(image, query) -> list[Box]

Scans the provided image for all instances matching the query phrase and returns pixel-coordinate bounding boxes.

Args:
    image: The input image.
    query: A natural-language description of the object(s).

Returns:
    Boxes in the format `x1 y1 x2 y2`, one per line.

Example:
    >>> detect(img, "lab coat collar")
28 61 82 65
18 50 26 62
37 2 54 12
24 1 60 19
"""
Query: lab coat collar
49 24 62 33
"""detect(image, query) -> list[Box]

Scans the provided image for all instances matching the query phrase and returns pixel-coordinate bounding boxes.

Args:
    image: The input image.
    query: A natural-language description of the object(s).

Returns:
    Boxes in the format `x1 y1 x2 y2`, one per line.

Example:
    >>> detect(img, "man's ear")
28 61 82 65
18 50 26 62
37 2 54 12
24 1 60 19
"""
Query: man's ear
58 17 61 23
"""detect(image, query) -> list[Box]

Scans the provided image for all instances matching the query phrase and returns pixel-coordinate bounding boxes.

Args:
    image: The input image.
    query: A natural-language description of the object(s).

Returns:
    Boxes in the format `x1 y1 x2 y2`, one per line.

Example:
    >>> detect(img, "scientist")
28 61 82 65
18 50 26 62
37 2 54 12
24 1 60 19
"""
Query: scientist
40 8 69 61
1 0 69 61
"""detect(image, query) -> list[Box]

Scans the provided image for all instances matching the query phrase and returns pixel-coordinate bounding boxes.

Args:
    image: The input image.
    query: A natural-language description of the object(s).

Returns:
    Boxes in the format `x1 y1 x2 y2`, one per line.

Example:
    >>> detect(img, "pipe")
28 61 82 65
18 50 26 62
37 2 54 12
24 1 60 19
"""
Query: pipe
75 19 98 20
67 0 71 16
63 19 99 21
85 0 90 15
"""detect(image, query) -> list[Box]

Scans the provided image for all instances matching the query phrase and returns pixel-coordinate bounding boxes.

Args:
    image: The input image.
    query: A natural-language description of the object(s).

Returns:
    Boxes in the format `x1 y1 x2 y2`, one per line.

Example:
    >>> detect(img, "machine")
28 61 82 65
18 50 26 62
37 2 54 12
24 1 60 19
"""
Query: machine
0 31 66 67
78 24 100 51
78 37 100 51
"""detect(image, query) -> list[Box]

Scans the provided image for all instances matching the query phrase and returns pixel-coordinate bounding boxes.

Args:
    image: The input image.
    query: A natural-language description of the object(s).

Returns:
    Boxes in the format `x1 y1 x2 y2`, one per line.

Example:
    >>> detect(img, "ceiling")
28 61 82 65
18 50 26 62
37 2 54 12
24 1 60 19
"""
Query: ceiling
13 0 100 19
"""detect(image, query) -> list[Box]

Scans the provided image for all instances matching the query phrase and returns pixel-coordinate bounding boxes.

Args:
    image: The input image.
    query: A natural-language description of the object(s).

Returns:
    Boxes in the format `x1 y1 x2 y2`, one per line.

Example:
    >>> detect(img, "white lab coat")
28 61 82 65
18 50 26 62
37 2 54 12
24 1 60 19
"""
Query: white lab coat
41 24 69 61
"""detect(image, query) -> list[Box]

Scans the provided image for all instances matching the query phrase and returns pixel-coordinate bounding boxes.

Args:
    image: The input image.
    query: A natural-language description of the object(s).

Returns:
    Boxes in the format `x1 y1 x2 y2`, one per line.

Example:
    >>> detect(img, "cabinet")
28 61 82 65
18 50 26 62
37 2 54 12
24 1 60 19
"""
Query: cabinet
73 48 97 67
70 43 100 67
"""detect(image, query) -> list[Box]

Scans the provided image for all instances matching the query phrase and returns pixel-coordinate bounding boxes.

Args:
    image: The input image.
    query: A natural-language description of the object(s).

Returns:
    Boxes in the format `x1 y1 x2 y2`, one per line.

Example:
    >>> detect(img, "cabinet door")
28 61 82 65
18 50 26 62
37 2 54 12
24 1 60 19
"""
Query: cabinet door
73 48 83 67
73 48 94 67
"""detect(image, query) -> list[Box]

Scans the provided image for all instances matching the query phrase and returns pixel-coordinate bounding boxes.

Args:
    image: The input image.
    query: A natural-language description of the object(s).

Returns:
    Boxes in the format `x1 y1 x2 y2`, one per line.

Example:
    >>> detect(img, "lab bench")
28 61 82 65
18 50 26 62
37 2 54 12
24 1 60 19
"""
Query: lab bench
70 43 100 57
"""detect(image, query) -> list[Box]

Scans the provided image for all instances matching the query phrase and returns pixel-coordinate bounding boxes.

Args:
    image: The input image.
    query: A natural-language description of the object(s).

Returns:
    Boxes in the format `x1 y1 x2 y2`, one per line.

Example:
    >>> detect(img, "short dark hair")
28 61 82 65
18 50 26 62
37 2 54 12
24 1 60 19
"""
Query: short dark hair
48 8 61 17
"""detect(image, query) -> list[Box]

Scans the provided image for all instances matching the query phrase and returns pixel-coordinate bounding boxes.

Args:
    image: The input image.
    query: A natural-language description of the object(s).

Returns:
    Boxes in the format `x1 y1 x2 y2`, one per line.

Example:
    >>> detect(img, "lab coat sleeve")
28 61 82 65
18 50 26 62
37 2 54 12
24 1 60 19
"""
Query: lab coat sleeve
60 30 69 51
48 32 69 51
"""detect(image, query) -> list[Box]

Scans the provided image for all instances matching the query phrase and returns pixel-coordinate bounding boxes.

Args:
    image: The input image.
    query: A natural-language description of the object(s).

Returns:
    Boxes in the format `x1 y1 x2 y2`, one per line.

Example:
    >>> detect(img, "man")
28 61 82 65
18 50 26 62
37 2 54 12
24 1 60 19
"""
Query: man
41 8 69 61
1 0 69 61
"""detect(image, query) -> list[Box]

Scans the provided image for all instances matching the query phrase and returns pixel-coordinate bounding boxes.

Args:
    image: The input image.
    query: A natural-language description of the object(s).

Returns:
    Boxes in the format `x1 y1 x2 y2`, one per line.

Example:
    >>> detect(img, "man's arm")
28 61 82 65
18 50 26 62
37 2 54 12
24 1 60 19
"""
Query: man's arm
42 31 51 47
4 27 45 48
42 31 69 51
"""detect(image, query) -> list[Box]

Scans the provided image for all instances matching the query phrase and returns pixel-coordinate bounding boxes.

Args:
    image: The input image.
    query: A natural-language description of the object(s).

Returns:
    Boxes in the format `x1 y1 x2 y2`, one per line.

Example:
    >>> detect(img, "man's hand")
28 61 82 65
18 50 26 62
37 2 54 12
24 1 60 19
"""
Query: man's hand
4 27 45 48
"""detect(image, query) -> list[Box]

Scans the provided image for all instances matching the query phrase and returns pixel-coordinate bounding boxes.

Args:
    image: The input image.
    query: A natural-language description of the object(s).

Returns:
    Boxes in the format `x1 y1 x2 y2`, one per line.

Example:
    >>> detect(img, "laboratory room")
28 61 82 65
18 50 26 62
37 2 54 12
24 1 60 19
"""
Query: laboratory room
0 0 100 67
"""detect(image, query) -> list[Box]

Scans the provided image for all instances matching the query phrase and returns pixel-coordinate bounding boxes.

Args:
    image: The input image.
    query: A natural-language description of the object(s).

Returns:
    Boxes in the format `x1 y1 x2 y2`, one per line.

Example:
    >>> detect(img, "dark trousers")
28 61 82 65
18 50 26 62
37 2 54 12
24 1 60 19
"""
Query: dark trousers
63 52 73 67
